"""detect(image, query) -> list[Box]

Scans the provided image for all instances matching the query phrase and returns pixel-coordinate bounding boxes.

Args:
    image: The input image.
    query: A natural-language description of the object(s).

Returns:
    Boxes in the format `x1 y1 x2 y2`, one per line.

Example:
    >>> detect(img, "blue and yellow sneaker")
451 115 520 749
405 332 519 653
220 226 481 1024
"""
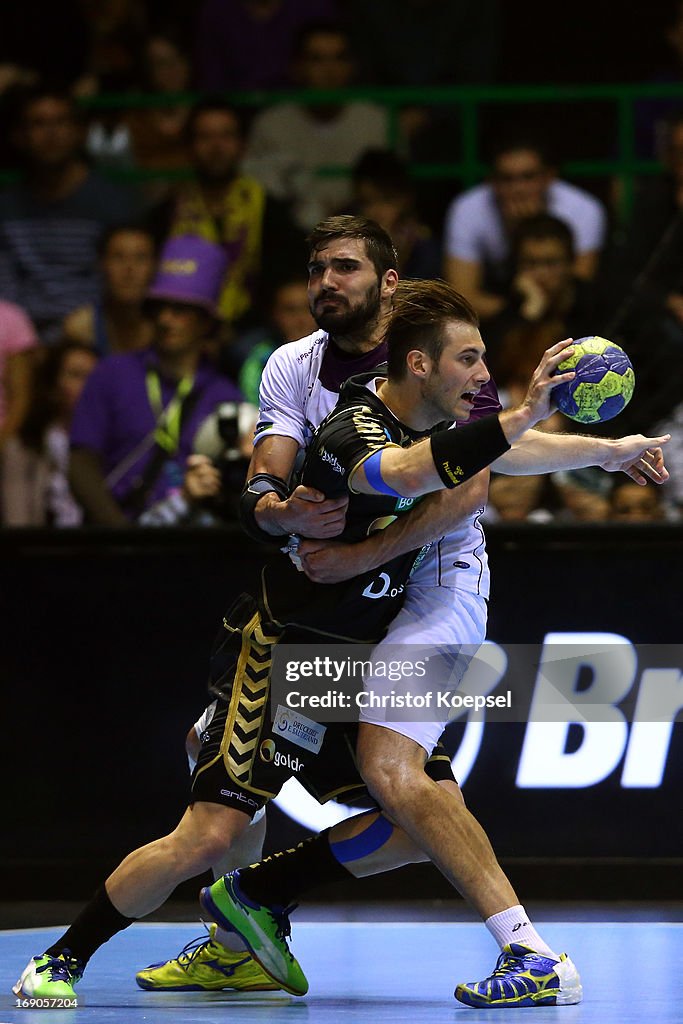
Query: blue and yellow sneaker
13 951 83 1003
135 923 279 991
455 943 582 1008
200 871 308 996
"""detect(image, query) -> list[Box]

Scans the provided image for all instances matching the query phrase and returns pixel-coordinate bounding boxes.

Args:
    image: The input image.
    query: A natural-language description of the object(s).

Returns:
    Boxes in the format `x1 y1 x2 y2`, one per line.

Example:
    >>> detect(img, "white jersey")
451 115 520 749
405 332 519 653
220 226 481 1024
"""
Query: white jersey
255 331 491 598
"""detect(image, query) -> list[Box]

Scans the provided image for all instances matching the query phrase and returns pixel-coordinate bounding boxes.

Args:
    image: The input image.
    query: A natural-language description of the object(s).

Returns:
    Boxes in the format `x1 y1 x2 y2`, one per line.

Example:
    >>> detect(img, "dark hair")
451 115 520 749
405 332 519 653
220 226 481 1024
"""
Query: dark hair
385 279 479 380
185 97 244 143
511 213 575 262
488 134 555 170
96 223 157 259
12 86 82 130
307 215 398 280
293 20 349 59
352 148 412 196
19 341 98 453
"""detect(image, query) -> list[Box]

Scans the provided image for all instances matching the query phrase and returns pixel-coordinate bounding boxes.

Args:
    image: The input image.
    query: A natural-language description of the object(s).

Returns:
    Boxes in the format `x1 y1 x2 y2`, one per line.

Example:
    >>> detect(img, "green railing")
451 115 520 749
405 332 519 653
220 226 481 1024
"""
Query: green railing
9 83 683 219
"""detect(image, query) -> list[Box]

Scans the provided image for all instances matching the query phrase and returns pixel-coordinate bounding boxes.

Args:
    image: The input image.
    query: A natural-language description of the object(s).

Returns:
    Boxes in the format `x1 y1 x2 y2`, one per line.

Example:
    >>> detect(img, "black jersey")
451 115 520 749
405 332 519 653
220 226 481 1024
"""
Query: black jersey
259 369 437 643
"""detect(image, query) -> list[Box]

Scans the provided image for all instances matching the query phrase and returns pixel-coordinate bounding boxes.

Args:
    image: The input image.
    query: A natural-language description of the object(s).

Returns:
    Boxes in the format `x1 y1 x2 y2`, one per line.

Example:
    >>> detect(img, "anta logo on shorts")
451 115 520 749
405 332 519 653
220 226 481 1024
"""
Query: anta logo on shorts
259 739 303 772
220 789 260 809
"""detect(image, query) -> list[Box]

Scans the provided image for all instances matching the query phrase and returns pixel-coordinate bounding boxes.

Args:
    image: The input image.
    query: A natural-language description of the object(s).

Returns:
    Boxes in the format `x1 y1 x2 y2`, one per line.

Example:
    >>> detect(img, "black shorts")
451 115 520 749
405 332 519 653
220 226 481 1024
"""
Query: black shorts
190 594 457 817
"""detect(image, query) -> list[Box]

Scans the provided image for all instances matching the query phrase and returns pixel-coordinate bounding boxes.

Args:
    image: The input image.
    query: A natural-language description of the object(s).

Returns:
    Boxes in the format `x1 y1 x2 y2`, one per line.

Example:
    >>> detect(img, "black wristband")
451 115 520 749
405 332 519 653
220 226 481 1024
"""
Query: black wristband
239 473 290 543
430 415 511 489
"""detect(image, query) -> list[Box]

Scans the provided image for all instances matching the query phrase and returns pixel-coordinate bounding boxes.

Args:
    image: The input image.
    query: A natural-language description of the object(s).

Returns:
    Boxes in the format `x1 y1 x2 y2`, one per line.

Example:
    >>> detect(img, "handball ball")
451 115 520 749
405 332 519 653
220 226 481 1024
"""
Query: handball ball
552 336 635 423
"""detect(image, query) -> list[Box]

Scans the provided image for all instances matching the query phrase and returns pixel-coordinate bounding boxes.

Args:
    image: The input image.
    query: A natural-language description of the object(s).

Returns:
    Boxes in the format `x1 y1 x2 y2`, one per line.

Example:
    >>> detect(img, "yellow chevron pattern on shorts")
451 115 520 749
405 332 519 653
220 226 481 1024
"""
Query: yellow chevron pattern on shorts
224 612 279 786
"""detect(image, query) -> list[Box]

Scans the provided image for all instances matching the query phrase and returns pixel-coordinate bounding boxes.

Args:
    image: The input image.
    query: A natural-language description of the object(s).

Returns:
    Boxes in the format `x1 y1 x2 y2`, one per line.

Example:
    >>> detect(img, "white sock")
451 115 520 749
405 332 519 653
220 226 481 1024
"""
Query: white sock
213 925 248 952
485 905 557 959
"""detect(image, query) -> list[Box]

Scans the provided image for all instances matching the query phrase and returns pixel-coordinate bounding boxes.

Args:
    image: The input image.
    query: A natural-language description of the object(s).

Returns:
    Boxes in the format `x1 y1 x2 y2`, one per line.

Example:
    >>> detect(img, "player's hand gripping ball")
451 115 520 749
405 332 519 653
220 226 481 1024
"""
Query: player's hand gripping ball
552 336 635 423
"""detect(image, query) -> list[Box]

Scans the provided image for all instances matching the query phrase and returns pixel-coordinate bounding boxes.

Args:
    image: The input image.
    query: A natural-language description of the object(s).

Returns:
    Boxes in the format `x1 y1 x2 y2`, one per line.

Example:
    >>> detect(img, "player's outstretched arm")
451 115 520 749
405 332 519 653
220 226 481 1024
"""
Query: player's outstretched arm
298 472 490 584
352 340 576 499
492 429 670 486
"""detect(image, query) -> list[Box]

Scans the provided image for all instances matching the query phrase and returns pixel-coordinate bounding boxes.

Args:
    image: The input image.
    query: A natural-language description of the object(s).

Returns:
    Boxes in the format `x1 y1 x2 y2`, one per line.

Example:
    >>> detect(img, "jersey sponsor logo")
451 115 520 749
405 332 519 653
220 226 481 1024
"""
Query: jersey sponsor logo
258 738 304 772
297 342 317 363
362 572 405 600
273 704 326 754
395 496 417 511
254 420 274 435
453 561 471 569
319 446 344 475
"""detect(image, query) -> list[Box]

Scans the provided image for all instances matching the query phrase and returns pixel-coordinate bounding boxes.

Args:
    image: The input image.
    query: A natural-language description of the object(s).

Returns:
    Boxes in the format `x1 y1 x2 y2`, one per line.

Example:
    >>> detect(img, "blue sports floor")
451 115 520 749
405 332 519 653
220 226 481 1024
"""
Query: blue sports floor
2 914 681 1023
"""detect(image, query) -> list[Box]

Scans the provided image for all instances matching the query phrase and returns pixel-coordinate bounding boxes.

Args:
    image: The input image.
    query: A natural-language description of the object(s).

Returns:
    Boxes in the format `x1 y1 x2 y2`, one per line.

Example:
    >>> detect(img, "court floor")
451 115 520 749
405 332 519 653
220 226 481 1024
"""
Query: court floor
1 914 681 1023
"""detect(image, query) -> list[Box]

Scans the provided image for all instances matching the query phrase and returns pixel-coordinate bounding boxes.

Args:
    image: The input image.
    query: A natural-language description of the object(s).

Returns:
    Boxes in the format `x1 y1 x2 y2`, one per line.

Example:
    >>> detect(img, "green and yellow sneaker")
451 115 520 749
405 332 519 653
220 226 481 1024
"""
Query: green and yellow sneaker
200 871 308 996
13 951 82 1003
135 923 279 991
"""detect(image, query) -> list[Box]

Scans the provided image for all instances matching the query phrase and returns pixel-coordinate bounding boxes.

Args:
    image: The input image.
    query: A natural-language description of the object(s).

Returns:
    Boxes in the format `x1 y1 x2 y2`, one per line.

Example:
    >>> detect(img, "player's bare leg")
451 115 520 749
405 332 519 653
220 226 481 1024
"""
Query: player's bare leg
107 802 251 916
355 724 516 918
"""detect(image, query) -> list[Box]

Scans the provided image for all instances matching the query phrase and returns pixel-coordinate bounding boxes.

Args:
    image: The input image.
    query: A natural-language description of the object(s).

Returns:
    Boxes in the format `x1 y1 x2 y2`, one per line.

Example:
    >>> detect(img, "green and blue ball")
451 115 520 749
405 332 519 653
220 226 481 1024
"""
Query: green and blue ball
552 336 635 423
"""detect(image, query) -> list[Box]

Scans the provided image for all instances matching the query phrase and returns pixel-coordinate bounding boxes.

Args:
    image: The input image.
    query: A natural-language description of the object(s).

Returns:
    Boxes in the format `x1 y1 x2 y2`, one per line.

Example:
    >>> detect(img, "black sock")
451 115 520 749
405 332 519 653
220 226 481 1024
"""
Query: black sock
237 829 351 907
45 885 135 966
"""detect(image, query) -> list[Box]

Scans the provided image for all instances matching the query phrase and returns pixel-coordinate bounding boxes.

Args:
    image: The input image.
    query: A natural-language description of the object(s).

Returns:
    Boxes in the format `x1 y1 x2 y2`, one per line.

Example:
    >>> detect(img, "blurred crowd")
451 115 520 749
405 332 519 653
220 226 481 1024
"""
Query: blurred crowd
0 0 682 528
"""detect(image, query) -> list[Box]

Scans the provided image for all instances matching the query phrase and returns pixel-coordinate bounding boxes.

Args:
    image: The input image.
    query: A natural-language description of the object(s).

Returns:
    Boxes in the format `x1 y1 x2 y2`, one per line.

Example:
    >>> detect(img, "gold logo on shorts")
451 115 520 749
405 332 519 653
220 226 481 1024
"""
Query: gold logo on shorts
259 739 276 763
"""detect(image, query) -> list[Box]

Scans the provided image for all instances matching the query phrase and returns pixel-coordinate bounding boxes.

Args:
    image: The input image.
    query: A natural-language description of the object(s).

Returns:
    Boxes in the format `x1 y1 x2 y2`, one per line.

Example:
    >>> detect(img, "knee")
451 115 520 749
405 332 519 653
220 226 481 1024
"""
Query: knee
357 751 418 816
166 805 248 872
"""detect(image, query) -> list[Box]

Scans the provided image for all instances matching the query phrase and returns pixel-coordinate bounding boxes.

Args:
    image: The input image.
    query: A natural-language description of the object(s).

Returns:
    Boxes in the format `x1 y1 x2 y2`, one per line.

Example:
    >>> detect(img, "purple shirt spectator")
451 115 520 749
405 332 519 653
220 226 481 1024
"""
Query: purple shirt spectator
70 349 241 513
195 0 339 90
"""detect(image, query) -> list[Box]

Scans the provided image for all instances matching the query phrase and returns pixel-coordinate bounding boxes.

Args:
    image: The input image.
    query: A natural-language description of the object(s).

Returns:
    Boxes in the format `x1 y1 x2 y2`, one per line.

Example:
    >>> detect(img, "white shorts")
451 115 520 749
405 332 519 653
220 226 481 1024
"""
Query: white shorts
358 586 488 756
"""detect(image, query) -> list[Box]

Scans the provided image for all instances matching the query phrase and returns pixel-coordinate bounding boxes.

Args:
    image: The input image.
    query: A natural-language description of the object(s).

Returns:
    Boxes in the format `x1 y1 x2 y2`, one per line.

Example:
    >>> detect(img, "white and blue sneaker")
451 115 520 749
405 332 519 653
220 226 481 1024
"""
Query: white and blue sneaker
455 942 582 1008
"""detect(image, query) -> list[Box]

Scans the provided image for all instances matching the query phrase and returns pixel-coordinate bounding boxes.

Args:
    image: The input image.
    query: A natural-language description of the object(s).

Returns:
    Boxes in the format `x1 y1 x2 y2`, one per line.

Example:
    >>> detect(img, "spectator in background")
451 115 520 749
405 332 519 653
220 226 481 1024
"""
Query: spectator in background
0 88 137 343
194 0 340 91
244 22 388 231
485 473 556 523
73 0 149 172
0 300 39 445
124 27 194 199
68 236 242 525
551 468 612 522
603 111 683 436
62 225 157 357
633 1 683 160
0 341 97 525
608 478 667 522
486 214 597 401
74 0 147 97
86 25 193 177
348 149 441 279
443 137 607 322
147 98 304 335
227 276 316 404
